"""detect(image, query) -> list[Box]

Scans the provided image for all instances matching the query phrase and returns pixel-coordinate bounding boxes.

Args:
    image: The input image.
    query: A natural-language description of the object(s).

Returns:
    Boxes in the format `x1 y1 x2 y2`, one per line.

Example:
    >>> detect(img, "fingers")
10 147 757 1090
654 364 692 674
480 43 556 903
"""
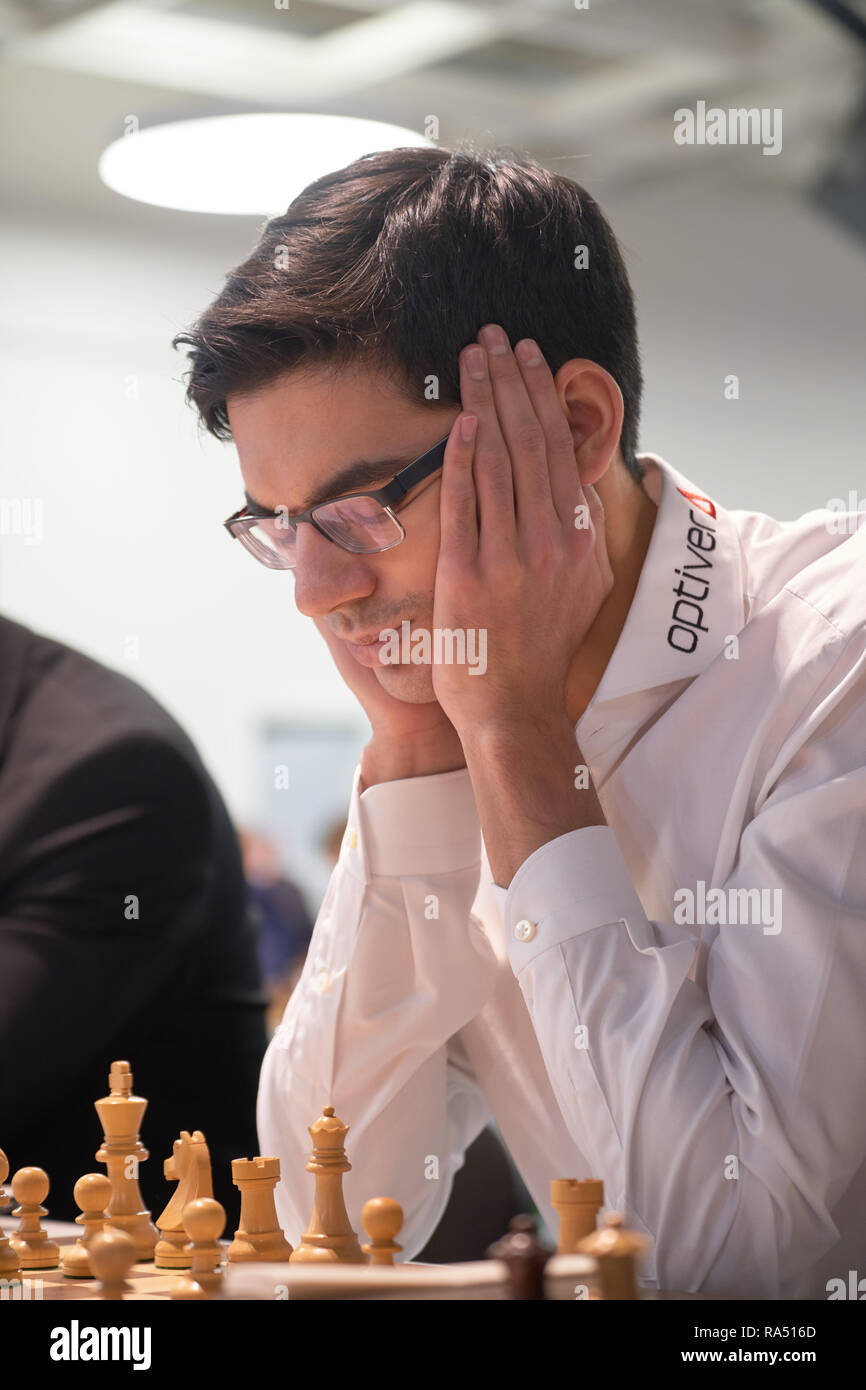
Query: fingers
476 326 555 534
461 326 582 544
439 410 479 566
458 343 516 551
443 326 592 579
509 336 584 531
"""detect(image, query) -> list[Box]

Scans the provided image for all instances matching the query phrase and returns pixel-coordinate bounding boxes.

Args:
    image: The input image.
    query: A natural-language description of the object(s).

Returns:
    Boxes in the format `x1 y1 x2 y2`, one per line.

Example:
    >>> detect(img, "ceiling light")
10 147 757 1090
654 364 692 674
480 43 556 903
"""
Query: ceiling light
98 113 435 216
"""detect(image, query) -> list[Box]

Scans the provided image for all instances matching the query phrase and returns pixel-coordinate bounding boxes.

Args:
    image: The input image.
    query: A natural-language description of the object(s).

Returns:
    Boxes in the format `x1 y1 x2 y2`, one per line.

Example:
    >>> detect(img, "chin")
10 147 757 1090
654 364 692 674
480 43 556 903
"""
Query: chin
375 664 437 704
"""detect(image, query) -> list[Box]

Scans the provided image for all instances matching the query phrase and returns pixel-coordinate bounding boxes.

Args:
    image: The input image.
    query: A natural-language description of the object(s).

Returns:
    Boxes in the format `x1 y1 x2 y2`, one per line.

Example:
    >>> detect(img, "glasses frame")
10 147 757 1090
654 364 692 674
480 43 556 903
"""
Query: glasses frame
223 433 450 570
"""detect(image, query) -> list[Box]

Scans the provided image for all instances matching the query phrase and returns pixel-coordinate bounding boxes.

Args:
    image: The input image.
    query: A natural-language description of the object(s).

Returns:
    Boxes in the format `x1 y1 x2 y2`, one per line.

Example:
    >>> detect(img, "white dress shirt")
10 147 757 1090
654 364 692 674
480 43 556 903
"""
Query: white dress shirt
257 451 866 1299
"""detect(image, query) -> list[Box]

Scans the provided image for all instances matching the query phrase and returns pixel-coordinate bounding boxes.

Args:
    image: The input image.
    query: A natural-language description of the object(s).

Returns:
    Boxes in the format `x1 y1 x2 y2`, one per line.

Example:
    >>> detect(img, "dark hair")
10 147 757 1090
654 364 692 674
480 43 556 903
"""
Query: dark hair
173 144 645 483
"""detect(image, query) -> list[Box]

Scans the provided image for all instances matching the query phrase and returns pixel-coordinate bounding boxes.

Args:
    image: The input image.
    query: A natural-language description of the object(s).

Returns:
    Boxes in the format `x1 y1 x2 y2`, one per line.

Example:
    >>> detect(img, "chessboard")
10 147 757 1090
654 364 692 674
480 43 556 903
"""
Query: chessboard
5 1225 711 1302
1 1059 712 1302
5 1223 601 1302
11 1225 190 1300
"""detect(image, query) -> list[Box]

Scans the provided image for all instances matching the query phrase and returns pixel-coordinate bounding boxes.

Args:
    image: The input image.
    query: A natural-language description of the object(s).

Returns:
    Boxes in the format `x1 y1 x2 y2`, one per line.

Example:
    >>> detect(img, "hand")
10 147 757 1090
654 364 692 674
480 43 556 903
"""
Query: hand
313 618 465 781
313 616 458 742
431 326 614 744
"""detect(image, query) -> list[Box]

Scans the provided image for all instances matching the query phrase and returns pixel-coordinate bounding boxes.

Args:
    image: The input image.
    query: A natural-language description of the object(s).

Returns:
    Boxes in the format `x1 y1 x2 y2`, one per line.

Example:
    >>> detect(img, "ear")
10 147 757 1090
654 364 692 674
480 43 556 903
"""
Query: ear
553 358 624 488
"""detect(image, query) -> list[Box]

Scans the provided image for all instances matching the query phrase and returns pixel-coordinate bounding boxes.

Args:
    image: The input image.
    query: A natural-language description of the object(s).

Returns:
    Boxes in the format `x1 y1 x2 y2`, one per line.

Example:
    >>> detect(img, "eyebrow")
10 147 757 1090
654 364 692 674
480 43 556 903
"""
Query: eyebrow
244 454 419 515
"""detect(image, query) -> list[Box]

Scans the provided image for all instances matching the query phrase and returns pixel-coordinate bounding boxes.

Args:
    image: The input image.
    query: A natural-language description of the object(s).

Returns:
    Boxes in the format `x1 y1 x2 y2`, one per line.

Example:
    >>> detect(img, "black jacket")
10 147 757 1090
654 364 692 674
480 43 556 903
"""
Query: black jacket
0 615 267 1224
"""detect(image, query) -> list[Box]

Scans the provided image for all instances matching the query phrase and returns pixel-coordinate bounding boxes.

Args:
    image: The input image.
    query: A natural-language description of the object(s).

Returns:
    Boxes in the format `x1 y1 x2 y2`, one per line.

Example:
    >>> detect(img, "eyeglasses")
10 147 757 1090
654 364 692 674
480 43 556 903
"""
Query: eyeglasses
223 434 450 570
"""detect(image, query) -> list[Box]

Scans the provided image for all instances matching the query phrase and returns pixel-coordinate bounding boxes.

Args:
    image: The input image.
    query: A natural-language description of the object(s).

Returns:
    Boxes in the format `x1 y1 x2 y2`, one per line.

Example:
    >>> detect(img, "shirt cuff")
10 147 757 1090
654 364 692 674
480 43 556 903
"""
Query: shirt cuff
493 826 649 973
342 762 481 881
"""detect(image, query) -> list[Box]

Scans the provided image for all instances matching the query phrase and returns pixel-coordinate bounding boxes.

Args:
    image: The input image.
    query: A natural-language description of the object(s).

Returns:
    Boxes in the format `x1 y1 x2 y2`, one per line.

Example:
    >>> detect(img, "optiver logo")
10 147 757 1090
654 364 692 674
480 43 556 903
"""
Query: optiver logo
677 487 717 520
667 498 717 654
49 1320 152 1370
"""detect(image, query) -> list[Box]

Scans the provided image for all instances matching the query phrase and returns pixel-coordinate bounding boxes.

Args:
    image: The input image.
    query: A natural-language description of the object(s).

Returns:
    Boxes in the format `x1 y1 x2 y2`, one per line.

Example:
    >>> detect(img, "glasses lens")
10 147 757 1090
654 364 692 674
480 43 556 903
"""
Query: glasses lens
233 497 404 568
239 517 297 569
313 496 403 553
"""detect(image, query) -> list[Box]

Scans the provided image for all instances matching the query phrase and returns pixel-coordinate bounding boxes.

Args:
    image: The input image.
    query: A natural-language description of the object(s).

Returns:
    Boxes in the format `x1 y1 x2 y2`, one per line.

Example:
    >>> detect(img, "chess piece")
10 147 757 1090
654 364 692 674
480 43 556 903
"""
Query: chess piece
171 1199 226 1300
550 1178 604 1253
61 1173 113 1278
89 1227 137 1300
360 1198 403 1265
290 1106 365 1265
0 1149 19 1275
577 1210 651 1300
226 1156 293 1263
487 1214 552 1300
94 1060 158 1260
8 1167 60 1270
155 1130 213 1268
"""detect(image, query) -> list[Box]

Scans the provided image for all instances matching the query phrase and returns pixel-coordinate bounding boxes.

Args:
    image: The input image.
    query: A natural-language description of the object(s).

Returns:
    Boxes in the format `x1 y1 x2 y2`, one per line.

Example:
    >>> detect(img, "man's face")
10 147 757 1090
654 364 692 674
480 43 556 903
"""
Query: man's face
227 362 459 703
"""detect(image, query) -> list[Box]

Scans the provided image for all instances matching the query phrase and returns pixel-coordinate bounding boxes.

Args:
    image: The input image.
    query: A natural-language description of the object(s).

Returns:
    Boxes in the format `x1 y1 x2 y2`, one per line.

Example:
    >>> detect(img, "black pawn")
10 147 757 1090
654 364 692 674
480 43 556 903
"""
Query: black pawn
486 1213 552 1300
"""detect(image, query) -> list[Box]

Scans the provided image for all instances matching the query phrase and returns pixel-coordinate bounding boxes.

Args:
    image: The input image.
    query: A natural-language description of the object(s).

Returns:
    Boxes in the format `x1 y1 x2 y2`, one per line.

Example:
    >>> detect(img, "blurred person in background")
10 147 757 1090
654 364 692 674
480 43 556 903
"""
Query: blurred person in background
239 827 314 1033
320 814 348 869
0 612 267 1222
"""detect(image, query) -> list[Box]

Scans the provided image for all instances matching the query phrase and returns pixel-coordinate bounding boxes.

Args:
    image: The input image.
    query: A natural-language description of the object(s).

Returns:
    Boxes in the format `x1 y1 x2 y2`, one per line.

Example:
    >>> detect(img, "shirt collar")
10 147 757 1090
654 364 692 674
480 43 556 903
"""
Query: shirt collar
576 453 746 729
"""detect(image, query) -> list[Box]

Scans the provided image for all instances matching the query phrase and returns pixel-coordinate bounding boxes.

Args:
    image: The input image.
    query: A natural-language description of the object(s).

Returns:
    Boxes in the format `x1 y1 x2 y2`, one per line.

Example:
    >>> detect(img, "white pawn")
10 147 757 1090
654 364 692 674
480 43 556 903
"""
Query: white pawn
9 1167 60 1269
62 1173 113 1278
0 1149 19 1274
171 1198 226 1300
360 1198 403 1265
89 1227 137 1300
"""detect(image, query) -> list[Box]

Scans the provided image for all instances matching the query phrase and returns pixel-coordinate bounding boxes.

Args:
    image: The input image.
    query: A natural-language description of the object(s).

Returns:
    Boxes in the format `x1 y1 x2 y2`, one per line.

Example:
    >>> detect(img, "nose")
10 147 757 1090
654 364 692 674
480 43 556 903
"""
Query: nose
290 520 377 618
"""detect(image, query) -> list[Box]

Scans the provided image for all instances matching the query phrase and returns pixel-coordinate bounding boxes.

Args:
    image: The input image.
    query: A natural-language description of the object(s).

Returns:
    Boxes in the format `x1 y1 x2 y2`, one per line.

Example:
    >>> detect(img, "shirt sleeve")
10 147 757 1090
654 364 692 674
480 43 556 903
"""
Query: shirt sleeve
257 763 500 1258
492 629 866 1298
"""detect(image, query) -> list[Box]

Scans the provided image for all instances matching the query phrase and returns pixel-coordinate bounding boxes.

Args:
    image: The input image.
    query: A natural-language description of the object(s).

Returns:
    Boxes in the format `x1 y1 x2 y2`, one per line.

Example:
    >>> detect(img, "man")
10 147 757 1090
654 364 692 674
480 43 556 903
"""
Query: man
0 615 267 1221
173 146 866 1297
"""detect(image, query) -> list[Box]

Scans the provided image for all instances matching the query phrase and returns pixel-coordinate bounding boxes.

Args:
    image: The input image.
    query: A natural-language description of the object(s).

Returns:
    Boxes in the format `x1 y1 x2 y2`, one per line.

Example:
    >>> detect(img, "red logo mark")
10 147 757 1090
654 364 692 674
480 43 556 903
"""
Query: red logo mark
678 487 717 519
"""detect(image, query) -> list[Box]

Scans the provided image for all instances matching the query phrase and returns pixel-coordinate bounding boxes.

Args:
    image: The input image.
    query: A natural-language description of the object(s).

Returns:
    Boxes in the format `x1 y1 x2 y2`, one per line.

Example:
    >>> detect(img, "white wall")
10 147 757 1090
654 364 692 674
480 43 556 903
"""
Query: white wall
0 212 367 826
1 167 864 825
606 168 866 518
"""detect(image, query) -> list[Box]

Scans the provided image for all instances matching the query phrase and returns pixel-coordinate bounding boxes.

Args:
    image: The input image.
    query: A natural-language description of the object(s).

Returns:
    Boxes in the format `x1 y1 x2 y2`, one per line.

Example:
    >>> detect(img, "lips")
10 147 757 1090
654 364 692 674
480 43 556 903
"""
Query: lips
343 632 390 668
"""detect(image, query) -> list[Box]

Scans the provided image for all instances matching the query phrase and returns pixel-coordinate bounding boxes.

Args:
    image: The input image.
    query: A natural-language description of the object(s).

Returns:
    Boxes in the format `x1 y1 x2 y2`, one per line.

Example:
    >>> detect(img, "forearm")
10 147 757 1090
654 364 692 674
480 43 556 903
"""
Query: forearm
461 718 606 888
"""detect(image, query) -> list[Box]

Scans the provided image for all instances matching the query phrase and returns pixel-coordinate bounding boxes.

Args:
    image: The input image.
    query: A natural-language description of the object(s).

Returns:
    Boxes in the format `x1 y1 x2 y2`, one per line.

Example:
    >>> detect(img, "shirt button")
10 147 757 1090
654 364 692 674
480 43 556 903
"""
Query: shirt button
345 828 358 850
313 969 332 993
514 919 537 942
